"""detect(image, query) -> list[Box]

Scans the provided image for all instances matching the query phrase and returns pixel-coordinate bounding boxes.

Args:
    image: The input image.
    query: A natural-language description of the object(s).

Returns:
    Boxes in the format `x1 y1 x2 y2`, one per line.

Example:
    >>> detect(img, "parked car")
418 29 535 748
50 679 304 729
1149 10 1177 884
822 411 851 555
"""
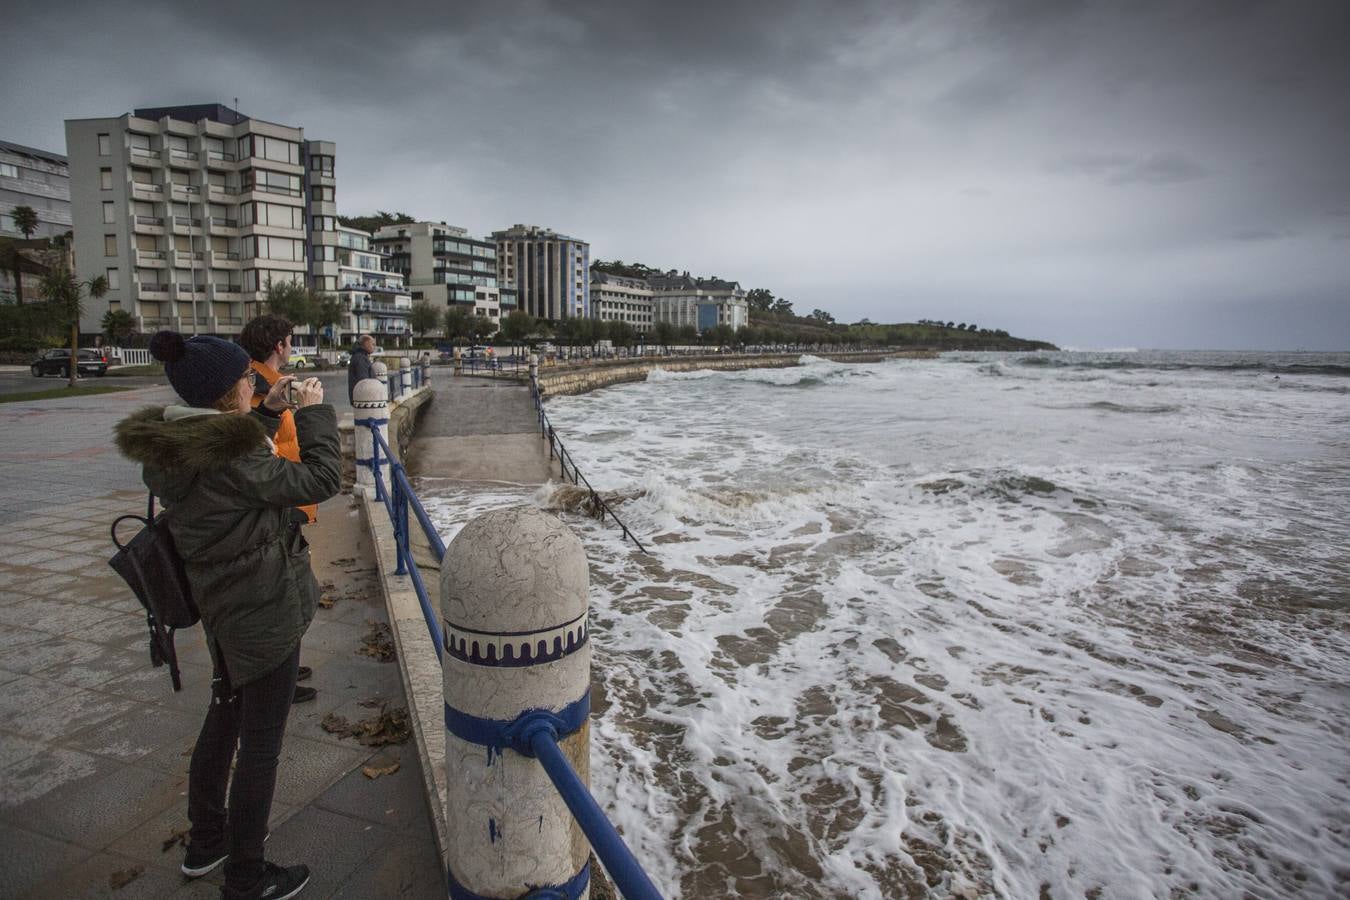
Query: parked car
285 352 310 369
337 351 352 367
30 349 108 378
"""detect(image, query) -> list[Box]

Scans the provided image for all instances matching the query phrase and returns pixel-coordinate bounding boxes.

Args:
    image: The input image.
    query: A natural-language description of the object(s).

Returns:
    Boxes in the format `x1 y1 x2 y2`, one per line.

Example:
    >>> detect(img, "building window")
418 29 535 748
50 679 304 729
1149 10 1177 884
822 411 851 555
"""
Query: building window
98 133 111 156
102 201 115 224
106 267 120 289
99 167 114 190
0 162 17 178
104 234 117 256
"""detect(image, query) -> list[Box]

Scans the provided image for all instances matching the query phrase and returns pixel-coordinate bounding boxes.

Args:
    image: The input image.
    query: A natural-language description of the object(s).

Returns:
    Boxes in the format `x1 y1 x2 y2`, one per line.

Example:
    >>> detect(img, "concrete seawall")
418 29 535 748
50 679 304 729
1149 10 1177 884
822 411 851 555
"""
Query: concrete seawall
535 349 935 398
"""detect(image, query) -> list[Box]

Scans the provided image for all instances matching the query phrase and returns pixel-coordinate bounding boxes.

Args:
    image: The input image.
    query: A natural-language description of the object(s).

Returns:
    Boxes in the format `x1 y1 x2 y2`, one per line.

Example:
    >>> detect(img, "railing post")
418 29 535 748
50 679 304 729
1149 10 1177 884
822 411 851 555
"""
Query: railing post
441 508 594 898
421 354 431 387
391 465 408 575
352 378 390 500
399 356 412 399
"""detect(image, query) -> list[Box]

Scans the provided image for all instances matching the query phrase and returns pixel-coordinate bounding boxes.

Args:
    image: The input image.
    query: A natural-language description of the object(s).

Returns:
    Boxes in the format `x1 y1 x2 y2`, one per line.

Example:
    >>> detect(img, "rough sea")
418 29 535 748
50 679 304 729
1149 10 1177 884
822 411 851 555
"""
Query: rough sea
421 350 1350 899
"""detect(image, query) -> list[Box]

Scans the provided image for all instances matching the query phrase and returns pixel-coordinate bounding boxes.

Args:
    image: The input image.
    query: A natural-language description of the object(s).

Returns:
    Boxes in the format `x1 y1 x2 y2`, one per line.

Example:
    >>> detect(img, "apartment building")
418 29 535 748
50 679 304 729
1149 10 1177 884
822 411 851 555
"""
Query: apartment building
590 271 654 332
372 221 501 322
1 140 71 240
491 224 588 322
64 104 335 337
648 270 749 332
336 225 411 343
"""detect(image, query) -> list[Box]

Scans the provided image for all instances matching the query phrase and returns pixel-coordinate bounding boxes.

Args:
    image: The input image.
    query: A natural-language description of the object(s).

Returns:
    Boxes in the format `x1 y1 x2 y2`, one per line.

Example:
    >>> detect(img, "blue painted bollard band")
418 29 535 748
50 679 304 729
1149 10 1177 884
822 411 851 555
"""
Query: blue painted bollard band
448 860 590 900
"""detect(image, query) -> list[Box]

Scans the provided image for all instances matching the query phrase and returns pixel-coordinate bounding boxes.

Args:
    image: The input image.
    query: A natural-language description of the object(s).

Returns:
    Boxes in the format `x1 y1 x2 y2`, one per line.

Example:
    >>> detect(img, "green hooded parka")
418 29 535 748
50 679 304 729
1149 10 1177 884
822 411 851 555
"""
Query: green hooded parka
114 404 341 687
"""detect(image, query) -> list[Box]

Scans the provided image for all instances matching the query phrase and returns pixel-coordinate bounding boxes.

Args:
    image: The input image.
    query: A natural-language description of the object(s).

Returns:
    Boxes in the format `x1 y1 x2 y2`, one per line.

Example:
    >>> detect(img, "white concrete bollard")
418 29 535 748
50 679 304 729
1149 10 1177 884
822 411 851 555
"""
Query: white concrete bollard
529 352 539 383
398 356 412 399
421 355 431 387
441 507 592 899
352 378 390 498
371 360 389 402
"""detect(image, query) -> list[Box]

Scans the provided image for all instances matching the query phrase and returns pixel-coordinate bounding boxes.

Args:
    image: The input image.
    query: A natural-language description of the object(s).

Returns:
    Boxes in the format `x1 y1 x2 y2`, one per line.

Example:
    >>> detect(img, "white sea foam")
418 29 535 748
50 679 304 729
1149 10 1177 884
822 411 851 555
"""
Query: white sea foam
421 352 1350 898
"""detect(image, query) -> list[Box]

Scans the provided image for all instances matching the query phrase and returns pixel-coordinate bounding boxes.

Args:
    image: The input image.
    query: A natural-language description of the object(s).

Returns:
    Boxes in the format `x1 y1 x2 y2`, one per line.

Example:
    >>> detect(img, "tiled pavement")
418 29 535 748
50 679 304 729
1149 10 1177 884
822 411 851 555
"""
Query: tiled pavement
0 388 443 898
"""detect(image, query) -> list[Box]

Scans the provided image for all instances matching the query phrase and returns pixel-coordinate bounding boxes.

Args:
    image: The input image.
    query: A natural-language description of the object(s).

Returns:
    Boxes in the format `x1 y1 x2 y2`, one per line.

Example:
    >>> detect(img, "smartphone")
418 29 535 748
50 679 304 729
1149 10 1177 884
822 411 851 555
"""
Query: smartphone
286 380 300 406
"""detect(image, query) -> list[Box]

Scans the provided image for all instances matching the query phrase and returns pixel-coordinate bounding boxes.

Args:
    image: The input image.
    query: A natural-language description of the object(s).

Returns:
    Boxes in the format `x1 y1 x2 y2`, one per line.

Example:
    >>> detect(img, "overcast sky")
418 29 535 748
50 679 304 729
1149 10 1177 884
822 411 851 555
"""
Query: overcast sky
4 0 1347 349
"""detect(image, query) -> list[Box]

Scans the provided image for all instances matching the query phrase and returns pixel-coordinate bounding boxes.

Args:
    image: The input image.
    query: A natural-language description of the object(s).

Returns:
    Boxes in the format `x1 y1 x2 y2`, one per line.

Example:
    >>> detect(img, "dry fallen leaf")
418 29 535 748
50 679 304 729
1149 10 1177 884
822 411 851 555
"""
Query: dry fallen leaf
362 760 401 779
109 864 145 890
161 827 189 852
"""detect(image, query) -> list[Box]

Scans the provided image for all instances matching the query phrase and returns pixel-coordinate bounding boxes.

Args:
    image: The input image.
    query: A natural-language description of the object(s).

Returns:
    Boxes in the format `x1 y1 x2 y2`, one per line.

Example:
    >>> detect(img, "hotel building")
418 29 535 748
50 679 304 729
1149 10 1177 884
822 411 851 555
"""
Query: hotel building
0 140 71 240
372 221 502 324
648 270 749 332
64 104 335 337
590 271 654 332
491 224 588 322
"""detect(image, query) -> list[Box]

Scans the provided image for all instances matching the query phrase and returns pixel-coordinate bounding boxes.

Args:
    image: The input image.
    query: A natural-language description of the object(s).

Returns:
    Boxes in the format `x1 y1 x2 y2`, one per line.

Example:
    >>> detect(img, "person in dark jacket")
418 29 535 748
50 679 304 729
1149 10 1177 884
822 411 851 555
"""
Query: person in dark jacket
346 333 375 402
115 330 340 900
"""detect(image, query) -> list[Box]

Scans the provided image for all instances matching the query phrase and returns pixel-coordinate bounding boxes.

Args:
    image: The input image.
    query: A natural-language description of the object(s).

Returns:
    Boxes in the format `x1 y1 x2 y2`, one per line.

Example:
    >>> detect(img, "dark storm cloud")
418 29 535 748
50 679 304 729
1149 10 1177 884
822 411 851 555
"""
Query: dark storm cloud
3 0 1348 348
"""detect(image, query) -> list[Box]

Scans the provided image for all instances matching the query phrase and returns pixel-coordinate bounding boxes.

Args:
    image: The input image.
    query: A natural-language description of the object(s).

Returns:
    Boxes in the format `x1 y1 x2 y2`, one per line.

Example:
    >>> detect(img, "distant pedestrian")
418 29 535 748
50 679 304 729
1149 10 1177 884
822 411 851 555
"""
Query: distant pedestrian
241 314 319 706
347 334 376 403
115 330 339 900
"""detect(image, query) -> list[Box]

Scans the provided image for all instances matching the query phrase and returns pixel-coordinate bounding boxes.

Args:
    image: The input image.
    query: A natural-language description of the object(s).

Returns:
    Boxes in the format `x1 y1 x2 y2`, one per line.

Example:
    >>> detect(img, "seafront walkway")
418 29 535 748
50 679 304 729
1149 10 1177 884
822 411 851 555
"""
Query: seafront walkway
0 386 442 898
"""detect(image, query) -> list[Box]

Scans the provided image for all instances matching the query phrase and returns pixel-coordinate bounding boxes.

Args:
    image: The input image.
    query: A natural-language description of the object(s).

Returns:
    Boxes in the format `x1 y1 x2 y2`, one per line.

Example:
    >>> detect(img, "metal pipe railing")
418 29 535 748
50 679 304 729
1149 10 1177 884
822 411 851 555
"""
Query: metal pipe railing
530 375 648 554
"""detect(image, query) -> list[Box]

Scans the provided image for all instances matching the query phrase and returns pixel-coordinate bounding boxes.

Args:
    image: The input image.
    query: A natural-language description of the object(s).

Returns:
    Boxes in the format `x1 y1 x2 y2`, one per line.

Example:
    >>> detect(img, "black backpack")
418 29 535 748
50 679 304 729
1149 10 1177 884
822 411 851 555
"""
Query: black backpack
109 494 199 691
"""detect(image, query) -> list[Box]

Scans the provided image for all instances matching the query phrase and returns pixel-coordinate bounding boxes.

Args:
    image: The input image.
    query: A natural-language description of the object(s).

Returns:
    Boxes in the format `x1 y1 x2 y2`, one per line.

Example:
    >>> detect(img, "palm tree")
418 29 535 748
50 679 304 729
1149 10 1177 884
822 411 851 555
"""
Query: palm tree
8 205 40 305
101 308 135 344
41 263 108 387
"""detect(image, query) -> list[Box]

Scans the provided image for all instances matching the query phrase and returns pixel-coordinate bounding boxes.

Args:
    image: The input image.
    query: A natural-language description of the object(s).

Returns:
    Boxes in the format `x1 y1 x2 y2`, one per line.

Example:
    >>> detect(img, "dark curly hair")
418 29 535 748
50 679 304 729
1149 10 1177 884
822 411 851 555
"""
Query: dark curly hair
239 314 293 363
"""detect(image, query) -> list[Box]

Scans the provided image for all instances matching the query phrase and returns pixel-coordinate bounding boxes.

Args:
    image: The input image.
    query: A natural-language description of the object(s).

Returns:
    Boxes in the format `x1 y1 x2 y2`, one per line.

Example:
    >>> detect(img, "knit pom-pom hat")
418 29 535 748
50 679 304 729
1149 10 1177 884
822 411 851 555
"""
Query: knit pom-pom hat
149 330 251 408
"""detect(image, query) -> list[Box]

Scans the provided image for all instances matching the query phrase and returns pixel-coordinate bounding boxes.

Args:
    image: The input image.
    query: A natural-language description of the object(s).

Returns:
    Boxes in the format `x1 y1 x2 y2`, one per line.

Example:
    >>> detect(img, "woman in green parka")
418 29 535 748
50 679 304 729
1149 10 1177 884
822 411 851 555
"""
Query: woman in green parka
115 330 340 900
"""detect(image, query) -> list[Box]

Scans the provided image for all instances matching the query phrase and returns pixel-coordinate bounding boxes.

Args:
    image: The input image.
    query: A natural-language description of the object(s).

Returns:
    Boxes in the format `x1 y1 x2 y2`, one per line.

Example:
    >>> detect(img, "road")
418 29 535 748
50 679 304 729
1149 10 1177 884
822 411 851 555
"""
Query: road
0 365 363 412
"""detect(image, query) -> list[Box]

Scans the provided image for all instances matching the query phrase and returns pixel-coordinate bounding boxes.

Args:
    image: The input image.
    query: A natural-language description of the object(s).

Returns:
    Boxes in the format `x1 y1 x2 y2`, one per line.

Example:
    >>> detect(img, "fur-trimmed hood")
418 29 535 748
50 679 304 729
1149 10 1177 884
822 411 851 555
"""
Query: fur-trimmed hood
115 406 268 473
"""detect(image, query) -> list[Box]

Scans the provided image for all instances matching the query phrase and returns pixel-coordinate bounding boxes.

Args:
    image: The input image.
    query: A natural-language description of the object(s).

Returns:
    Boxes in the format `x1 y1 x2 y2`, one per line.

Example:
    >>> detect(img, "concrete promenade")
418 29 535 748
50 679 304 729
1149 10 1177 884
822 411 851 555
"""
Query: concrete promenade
0 386 442 898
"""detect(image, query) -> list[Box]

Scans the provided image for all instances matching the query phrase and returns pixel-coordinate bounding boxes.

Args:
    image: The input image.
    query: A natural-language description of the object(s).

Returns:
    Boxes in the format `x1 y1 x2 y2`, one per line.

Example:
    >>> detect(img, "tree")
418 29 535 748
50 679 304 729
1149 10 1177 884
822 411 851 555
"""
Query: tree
746 288 776 312
467 314 495 343
8 206 40 305
443 306 471 345
309 293 344 350
498 310 534 353
677 324 697 346
101 308 135 343
11 205 38 239
710 324 735 348
409 300 440 341
41 263 108 387
265 279 315 324
809 308 835 324
607 319 636 349
771 298 794 316
337 211 416 235
653 321 675 353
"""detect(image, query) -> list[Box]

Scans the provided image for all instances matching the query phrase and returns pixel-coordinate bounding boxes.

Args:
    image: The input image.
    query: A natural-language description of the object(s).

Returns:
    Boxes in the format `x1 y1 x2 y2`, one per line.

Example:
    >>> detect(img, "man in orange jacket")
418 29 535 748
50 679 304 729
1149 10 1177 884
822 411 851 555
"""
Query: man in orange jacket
240 314 318 705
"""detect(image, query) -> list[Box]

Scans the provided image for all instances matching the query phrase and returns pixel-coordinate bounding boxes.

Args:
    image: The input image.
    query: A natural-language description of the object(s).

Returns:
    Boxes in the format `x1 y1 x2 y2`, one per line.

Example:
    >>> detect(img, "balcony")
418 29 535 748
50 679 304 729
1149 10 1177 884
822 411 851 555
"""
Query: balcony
135 249 167 267
129 146 160 165
133 215 165 232
175 283 207 296
135 283 171 298
131 182 163 196
171 216 202 230
352 300 411 315
212 284 241 294
169 148 199 161
209 251 241 268
171 183 202 196
208 217 238 228
207 183 240 196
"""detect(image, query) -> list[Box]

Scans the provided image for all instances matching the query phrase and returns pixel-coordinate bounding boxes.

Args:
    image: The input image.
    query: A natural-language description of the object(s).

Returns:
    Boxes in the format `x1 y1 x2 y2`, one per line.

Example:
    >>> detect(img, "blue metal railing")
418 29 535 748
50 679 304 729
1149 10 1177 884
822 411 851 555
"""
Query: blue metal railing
363 415 662 899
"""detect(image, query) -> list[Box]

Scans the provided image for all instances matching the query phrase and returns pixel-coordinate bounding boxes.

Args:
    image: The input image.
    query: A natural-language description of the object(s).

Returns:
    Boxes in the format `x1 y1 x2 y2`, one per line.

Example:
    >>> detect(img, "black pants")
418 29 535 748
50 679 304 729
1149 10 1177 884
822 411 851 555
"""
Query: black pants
188 643 299 886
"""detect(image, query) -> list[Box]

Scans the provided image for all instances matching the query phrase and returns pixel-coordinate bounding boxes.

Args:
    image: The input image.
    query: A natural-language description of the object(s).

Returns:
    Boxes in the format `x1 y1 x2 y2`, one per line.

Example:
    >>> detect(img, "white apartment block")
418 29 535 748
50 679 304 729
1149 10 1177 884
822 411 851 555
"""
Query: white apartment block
492 224 589 322
336 225 411 343
65 104 335 337
590 271 654 332
372 221 501 323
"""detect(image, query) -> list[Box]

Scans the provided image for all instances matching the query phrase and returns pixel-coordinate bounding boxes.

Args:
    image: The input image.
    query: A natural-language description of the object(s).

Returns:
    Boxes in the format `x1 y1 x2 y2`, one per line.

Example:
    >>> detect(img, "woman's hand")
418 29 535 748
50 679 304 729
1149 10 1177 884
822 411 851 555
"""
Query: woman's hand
292 377 324 408
262 375 296 412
